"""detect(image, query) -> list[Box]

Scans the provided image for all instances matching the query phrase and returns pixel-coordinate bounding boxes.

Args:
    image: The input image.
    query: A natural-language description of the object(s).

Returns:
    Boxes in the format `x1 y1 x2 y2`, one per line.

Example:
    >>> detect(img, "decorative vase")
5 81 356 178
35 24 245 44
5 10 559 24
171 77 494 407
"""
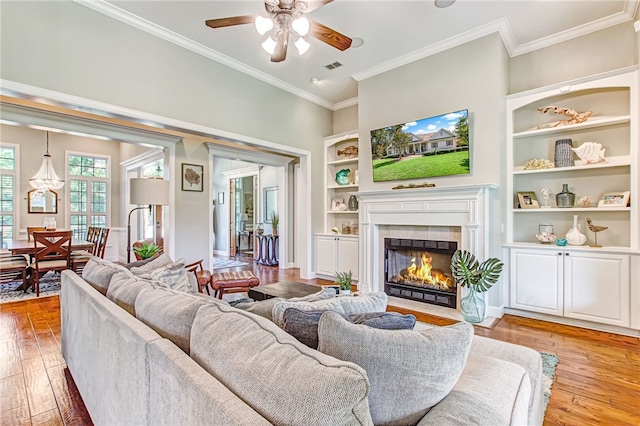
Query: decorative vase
554 139 575 167
460 288 485 323
556 184 575 208
348 195 359 211
340 289 351 297
256 223 264 235
335 169 351 186
566 215 587 246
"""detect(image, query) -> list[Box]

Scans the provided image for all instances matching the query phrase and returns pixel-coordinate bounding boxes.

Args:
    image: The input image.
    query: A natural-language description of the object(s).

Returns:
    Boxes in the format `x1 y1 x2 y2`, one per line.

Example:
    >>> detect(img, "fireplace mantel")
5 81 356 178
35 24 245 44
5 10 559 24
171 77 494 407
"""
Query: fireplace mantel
355 184 498 297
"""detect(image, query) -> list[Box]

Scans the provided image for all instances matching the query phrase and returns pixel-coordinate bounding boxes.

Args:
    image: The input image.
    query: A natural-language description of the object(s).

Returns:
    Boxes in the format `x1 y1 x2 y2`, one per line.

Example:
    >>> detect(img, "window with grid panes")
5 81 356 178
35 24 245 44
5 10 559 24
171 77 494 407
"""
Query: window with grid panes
68 154 109 239
0 145 17 245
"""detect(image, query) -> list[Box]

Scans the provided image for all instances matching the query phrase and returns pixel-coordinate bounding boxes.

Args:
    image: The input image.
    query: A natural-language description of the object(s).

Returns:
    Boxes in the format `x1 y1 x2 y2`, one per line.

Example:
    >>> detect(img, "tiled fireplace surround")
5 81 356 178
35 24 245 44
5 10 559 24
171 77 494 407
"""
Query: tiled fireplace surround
356 184 497 320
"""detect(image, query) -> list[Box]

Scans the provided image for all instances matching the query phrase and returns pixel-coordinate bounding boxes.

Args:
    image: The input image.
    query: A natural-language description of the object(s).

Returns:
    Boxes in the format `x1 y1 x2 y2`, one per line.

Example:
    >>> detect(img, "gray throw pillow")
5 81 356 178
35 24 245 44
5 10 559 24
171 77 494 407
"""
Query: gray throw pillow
123 251 161 269
283 309 416 349
317 312 474 426
272 292 388 328
233 297 284 321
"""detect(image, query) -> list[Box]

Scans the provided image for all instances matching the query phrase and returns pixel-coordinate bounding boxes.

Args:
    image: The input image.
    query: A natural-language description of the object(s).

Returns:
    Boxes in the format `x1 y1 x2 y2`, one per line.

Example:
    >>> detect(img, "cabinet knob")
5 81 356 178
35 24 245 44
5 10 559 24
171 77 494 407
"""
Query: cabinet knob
565 253 569 256
558 252 562 256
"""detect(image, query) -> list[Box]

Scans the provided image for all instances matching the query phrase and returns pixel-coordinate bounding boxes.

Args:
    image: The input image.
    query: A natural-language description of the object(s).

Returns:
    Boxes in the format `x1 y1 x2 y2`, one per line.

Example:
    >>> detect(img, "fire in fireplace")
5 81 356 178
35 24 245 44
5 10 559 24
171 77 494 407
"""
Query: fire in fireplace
384 238 457 308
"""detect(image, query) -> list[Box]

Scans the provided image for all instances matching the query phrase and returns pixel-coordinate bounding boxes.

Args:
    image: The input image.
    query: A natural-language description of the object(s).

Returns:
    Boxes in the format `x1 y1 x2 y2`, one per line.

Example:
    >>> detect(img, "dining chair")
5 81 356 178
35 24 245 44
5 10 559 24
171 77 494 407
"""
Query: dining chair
71 228 109 273
31 230 72 296
27 227 47 241
184 259 211 294
0 254 28 289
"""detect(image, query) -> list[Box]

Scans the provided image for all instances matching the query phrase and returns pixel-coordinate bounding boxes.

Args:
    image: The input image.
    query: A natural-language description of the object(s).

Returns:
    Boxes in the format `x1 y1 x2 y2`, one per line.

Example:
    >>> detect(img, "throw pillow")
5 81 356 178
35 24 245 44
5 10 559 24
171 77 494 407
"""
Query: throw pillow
233 297 284 321
82 257 131 295
190 302 373 425
129 252 173 274
283 309 416 349
135 259 192 293
123 251 161 269
317 312 474 426
272 292 388 328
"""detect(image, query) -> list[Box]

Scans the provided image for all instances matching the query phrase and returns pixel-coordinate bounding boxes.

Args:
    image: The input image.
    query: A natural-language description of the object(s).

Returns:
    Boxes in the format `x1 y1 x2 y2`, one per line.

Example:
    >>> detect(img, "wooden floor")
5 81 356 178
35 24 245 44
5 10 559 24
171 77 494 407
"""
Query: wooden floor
1 262 638 426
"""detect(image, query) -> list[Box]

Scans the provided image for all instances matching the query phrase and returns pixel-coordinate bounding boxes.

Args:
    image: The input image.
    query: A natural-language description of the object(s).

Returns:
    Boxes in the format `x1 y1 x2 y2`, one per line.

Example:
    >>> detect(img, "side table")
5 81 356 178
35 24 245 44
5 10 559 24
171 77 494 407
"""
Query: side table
255 234 278 266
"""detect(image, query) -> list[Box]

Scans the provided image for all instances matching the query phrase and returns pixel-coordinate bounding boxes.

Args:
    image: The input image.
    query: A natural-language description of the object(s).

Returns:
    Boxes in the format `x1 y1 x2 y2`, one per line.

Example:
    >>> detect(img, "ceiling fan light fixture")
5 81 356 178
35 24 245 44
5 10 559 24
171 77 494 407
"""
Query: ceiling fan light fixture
255 16 274 35
294 37 310 55
262 36 278 55
291 16 309 36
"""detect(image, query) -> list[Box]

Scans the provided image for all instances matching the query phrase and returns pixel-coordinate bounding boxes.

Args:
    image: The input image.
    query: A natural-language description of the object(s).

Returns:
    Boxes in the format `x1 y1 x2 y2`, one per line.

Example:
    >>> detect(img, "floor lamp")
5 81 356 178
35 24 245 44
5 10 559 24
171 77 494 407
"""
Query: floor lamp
127 178 170 263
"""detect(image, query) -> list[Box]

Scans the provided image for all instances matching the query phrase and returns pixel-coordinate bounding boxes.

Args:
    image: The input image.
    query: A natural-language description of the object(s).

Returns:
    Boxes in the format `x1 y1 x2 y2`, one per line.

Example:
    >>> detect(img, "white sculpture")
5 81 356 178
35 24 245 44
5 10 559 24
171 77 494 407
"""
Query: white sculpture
540 188 552 208
571 142 606 164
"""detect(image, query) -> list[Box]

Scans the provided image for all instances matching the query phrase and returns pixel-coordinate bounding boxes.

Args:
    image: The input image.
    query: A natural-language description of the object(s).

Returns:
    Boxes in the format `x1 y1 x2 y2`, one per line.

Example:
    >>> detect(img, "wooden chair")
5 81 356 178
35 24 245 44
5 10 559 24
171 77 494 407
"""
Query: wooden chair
27 227 47 241
31 231 72 297
0 254 28 290
184 259 212 295
95 228 110 258
72 228 110 273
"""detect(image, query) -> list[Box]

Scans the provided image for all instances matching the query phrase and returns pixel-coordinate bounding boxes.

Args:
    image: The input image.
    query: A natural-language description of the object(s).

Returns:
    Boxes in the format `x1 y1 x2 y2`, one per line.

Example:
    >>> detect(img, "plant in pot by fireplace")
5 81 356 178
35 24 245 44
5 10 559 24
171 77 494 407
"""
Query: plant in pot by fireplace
334 270 353 296
450 250 503 323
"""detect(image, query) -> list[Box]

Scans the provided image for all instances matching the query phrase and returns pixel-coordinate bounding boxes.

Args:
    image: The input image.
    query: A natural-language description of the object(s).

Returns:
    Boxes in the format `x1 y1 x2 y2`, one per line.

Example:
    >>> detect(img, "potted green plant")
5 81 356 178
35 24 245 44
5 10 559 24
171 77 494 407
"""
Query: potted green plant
450 249 503 323
334 270 353 296
270 211 279 236
132 241 162 260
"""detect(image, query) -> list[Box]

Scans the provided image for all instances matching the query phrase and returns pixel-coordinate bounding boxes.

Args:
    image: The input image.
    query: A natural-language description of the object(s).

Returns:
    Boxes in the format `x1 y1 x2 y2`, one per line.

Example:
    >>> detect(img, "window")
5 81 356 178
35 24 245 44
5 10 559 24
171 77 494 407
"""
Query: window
446 140 453 147
0 145 17 245
68 153 110 239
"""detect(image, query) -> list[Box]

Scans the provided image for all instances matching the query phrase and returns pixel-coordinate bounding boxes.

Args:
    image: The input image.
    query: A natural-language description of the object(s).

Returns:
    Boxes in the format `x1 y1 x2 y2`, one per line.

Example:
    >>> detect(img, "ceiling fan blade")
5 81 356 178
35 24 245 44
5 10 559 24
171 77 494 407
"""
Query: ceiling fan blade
302 0 334 13
309 20 352 51
271 31 288 63
205 15 256 29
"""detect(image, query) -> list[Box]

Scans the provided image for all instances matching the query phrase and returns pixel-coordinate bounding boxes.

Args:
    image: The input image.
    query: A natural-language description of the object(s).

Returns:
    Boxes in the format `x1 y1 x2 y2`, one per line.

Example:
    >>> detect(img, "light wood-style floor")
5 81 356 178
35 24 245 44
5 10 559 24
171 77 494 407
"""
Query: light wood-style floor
1 262 638 426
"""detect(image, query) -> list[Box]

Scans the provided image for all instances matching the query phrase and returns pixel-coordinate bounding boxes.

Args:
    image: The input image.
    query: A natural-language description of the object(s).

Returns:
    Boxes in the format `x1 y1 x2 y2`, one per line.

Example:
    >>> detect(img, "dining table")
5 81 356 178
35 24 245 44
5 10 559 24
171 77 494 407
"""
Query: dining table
5 237 95 292
5 238 95 256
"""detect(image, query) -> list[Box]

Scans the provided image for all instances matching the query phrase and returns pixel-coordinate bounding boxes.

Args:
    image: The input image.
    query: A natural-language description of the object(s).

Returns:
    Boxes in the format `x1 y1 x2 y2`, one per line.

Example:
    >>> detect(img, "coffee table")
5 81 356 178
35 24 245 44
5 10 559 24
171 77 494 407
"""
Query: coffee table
248 281 327 301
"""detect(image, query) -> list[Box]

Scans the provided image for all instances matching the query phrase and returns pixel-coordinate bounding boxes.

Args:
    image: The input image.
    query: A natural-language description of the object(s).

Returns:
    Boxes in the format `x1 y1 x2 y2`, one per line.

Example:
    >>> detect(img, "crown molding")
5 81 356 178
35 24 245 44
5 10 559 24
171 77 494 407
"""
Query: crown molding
333 97 358 110
73 0 335 110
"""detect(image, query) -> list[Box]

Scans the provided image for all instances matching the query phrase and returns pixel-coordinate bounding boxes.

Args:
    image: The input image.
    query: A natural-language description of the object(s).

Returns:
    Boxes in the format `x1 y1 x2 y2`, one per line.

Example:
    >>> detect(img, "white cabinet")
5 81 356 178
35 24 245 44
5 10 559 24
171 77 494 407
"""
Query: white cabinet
510 247 630 327
315 235 359 280
510 248 563 315
505 67 638 330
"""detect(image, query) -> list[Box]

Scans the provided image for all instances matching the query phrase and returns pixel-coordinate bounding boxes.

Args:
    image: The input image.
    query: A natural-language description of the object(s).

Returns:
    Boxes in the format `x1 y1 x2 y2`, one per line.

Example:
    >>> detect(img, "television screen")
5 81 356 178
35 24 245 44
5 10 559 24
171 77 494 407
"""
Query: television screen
370 109 470 182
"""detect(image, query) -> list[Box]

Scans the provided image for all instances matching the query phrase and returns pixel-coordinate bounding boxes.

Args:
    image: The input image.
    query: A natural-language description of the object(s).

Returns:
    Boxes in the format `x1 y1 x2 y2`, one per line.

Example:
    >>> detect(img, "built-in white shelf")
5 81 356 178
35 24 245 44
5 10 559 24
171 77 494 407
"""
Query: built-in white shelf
514 207 630 213
327 183 358 189
513 155 630 174
513 115 631 139
326 210 359 214
328 158 358 166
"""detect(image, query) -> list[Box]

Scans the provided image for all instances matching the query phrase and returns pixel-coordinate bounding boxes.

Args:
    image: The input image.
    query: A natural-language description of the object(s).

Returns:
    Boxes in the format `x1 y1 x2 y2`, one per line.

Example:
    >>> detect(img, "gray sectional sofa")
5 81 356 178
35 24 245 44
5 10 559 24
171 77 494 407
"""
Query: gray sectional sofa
60 257 544 425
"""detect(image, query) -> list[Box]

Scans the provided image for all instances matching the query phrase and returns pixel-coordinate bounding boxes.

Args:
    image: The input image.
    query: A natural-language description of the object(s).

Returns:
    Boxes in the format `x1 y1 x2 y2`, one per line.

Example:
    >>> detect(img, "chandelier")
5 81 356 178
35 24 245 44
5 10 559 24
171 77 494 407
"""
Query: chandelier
29 132 65 192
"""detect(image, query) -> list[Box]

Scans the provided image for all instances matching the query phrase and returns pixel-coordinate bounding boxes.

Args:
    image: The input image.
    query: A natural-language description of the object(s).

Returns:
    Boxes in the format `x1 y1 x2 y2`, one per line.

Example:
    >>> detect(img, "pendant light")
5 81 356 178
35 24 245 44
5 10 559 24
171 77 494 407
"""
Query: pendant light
29 131 65 192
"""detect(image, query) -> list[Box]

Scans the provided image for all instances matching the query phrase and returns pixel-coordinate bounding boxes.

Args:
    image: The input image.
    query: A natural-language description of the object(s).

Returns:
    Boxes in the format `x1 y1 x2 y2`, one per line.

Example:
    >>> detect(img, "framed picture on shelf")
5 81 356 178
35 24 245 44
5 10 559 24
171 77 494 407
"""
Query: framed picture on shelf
181 163 203 192
331 198 344 211
598 191 630 207
517 192 539 209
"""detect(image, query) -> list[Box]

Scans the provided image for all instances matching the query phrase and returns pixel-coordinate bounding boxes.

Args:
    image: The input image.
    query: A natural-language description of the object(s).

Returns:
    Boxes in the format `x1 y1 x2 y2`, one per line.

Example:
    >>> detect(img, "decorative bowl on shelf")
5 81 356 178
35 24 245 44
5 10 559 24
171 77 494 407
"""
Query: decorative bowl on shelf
335 169 351 185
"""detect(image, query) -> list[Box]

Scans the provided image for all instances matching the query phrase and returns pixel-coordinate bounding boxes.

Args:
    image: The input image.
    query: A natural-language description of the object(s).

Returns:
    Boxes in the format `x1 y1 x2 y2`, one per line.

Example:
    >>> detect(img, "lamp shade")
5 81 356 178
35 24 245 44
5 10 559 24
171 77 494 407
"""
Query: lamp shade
130 178 170 205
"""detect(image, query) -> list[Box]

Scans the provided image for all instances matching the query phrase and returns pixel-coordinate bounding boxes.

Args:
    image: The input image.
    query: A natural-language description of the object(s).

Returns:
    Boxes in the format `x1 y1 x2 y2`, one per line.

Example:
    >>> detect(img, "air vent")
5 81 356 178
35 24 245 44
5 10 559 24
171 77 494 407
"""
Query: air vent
325 61 343 70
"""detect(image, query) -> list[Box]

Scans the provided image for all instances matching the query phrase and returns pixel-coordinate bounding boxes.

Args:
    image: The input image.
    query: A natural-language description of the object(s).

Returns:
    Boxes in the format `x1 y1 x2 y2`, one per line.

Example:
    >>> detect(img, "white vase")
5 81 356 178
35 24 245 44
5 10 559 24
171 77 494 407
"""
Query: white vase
566 215 587 246
339 289 351 297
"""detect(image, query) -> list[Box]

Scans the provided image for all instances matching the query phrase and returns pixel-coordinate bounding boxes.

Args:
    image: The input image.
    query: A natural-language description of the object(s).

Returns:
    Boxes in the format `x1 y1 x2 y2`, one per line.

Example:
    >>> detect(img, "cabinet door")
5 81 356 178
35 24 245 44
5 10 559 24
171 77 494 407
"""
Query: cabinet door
510 248 563 315
315 236 337 276
337 237 359 280
564 251 630 327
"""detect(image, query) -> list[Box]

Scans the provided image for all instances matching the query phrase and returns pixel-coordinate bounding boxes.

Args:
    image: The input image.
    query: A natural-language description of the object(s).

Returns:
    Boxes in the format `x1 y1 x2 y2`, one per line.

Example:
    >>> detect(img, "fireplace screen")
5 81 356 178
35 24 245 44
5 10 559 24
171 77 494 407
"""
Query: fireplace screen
384 238 457 308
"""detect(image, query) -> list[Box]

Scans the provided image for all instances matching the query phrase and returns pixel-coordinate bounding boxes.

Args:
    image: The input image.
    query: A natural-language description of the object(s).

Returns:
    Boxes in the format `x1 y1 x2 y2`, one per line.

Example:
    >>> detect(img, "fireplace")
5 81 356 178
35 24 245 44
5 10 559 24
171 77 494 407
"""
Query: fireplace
384 238 457 308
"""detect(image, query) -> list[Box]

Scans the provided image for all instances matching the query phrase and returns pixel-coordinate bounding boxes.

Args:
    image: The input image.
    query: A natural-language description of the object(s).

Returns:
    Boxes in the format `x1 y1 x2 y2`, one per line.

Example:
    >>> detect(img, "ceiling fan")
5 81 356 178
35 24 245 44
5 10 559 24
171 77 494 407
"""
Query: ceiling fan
205 0 352 63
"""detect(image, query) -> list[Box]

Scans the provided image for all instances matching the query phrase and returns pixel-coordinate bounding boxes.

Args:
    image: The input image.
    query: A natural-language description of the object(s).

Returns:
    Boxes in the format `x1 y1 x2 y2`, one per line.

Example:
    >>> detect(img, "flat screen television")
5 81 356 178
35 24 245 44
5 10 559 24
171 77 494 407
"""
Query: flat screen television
370 109 469 182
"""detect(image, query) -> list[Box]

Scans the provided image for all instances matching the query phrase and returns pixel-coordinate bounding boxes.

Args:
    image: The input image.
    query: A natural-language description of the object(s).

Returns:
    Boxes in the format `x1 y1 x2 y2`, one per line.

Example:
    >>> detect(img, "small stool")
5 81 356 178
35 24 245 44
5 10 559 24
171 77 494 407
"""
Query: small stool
210 270 260 299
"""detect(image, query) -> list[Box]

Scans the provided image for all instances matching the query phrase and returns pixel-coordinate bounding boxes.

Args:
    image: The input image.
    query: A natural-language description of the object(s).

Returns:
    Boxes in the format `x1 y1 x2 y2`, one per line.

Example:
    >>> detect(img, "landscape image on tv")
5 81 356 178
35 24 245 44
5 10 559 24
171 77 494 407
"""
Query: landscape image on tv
370 109 469 182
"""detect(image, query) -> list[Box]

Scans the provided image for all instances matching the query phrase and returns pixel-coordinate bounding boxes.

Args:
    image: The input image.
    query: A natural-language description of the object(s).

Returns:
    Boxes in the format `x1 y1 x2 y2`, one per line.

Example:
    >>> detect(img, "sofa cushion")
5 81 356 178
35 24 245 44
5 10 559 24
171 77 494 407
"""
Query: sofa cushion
272 292 388 328
135 259 191 293
106 272 156 316
82 257 131 295
417 356 531 426
190 303 373 426
317 312 474 426
129 252 173 274
135 286 209 353
283 309 416 349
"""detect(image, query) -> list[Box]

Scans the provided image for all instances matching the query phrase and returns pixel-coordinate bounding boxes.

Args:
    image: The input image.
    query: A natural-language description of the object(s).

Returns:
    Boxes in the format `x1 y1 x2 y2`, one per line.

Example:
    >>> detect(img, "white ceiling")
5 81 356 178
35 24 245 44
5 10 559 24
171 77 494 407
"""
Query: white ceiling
77 0 638 110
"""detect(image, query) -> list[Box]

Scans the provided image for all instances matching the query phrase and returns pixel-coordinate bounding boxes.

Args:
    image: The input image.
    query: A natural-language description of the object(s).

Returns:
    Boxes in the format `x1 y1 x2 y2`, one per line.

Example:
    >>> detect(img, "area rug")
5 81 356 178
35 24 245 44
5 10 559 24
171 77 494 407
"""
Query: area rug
0 271 61 304
211 258 249 270
541 352 559 411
